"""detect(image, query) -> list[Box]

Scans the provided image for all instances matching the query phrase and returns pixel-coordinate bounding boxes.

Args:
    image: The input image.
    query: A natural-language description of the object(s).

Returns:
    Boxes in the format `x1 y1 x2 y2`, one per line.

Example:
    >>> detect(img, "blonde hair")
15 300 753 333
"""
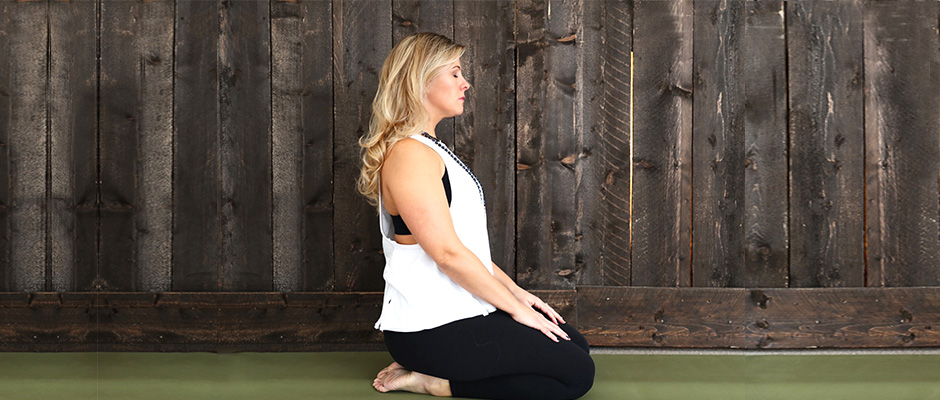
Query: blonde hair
357 32 466 208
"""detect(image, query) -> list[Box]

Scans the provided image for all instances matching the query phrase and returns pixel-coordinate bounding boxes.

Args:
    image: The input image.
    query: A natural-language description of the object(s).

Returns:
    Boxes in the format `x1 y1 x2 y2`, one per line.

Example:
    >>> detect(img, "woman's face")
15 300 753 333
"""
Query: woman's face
423 58 470 121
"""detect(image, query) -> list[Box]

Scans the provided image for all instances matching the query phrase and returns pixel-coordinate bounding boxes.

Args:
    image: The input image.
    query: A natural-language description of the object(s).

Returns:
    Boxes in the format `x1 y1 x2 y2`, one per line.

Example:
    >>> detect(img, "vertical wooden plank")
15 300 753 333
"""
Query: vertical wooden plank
272 0 334 291
4 0 47 291
788 1 865 288
333 0 392 291
631 0 693 287
584 0 632 287
691 0 746 288
99 0 174 292
174 0 220 291
865 1 940 287
454 0 516 279
219 0 272 291
301 0 334 291
271 0 305 292
100 0 140 291
15 0 50 290
50 0 97 292
0 1 13 290
742 0 788 288
393 0 455 148
136 0 175 292
515 0 582 290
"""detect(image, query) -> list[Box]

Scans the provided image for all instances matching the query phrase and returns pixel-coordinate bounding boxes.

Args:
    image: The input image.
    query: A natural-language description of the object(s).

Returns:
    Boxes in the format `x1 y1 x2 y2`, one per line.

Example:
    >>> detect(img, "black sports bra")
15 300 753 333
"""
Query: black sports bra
390 167 452 235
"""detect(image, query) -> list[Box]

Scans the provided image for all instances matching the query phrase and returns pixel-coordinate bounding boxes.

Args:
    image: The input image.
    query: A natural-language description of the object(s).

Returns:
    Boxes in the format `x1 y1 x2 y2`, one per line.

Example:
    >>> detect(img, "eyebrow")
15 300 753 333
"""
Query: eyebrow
452 65 461 70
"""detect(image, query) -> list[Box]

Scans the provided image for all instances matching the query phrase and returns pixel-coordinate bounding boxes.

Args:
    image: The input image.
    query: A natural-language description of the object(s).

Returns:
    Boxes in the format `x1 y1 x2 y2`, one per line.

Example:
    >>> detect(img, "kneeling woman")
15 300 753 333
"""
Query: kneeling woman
357 32 595 400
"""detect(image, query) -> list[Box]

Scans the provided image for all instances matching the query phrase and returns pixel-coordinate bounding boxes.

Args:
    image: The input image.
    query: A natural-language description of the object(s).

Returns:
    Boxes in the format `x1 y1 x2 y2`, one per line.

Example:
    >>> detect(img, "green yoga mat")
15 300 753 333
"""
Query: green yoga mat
1 351 938 399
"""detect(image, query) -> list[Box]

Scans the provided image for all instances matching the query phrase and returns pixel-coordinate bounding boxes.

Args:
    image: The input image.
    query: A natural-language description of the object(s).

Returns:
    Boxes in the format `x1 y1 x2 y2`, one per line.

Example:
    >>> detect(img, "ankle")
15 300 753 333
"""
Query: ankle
427 377 452 397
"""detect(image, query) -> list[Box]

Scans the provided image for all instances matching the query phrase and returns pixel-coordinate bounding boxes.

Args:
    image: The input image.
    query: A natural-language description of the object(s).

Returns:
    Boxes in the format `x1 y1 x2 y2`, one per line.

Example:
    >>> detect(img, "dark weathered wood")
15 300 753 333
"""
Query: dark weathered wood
174 1 221 291
864 1 940 287
219 1 273 291
393 0 455 148
271 0 334 291
788 1 865 288
570 0 607 287
454 0 516 280
747 288 940 349
691 0 746 288
742 0 788 288
7 0 47 292
100 0 141 291
3 288 939 350
585 0 632 287
333 1 392 291
50 0 97 292
515 0 582 290
134 0 175 292
300 0 335 292
578 286 748 348
0 290 575 352
580 286 940 349
0 1 15 291
631 0 693 287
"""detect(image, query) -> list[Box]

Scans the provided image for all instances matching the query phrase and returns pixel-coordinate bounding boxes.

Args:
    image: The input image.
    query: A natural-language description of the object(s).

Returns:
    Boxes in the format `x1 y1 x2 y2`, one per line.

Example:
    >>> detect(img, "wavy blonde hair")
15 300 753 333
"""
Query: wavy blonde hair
357 32 466 208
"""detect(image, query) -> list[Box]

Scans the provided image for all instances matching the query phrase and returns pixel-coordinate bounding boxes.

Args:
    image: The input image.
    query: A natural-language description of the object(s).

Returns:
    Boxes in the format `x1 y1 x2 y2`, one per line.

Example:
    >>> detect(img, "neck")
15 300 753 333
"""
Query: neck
422 118 441 138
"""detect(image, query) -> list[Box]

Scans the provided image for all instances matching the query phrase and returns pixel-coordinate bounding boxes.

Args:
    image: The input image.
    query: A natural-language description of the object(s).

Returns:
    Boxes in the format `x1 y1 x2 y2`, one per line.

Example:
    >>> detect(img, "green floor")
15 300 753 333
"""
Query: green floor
1 351 938 399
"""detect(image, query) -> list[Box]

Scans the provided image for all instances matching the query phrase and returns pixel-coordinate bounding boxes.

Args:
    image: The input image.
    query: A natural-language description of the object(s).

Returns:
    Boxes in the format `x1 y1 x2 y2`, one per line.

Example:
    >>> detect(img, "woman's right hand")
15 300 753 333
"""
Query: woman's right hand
511 306 571 342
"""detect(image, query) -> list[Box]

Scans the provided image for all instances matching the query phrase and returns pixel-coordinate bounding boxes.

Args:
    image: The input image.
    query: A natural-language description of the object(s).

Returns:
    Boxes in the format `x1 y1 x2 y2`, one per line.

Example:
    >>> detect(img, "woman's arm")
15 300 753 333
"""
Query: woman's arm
384 139 569 342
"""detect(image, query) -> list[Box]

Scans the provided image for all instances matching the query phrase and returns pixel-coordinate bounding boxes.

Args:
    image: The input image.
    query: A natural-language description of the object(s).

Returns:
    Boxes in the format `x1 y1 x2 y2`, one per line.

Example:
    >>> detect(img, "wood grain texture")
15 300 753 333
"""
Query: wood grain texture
219 0 273 291
578 286 748 348
580 286 940 349
788 1 865 288
515 0 582 290
0 1 15 290
631 0 693 287
0 290 574 352
454 0 516 279
271 1 312 292
742 0 788 288
393 0 455 148
864 1 940 287
100 0 141 291
691 0 746 288
332 0 392 291
587 0 633 287
573 0 609 286
174 1 221 291
50 0 96 292
747 288 940 349
6 0 47 292
3 288 938 350
300 0 335 292
135 0 175 292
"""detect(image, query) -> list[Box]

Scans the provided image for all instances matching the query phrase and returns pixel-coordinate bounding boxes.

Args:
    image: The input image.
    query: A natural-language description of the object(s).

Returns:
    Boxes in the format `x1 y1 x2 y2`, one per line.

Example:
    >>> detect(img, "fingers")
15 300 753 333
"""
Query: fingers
539 317 570 342
533 300 566 325
541 327 559 342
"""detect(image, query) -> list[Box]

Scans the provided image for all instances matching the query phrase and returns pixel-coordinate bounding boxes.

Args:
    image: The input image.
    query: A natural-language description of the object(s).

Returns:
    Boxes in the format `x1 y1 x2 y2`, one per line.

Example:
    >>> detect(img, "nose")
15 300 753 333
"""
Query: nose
461 79 470 91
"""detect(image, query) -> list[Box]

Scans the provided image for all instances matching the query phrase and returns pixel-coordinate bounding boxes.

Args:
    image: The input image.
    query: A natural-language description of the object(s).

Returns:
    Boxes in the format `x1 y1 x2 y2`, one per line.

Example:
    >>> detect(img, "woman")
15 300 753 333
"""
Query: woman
358 32 594 400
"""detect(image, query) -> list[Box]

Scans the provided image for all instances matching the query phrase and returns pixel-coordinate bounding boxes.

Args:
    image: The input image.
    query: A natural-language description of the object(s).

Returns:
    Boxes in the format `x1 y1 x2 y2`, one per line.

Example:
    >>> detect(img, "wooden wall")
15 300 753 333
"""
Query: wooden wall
1 0 939 350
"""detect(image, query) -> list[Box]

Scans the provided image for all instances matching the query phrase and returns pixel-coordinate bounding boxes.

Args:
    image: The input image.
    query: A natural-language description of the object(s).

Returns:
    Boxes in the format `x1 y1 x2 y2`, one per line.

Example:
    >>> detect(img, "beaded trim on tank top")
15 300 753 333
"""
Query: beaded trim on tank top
420 132 486 209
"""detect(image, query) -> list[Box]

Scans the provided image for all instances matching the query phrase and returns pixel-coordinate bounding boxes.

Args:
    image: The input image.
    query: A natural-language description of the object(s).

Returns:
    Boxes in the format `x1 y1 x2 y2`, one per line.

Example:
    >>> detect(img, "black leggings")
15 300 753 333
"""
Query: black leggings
383 310 595 400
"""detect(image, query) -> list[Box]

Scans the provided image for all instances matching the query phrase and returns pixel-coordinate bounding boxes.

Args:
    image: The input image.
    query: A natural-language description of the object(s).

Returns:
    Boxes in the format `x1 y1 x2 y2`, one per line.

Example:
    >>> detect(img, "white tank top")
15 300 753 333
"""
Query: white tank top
374 133 497 332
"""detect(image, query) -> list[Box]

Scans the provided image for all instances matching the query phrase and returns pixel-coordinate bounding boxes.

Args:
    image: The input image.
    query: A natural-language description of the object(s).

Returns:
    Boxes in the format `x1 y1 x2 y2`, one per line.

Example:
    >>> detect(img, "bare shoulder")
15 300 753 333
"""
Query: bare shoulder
384 138 442 174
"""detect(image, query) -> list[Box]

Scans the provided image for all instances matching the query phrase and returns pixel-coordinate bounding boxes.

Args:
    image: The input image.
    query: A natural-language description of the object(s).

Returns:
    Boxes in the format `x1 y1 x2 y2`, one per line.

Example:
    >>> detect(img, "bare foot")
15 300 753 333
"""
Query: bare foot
373 362 451 397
